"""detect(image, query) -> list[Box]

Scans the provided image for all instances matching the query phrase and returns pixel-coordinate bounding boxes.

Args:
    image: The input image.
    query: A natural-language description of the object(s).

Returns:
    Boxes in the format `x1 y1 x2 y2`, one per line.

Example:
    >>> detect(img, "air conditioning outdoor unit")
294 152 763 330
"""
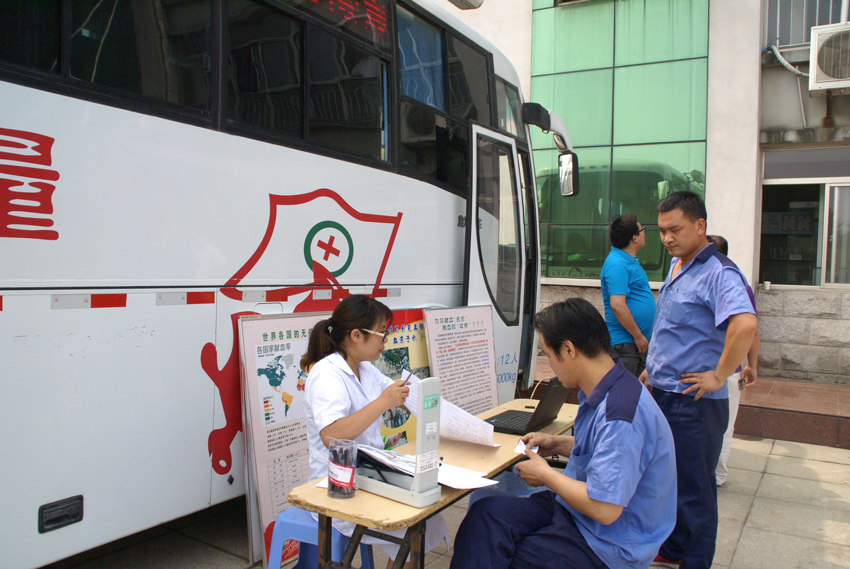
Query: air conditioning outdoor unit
447 0 483 9
809 22 850 95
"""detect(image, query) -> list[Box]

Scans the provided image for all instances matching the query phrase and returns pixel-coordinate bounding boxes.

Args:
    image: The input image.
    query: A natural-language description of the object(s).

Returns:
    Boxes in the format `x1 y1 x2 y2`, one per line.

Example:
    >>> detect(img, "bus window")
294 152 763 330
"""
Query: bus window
447 35 490 125
477 136 521 324
307 27 387 160
70 0 212 110
397 6 445 111
226 2 303 139
294 0 391 52
0 1 60 74
399 99 469 197
495 78 525 140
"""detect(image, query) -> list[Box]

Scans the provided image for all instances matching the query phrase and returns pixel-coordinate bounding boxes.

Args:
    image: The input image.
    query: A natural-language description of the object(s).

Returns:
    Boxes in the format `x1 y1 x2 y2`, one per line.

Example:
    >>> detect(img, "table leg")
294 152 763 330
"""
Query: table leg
318 514 333 567
408 520 426 569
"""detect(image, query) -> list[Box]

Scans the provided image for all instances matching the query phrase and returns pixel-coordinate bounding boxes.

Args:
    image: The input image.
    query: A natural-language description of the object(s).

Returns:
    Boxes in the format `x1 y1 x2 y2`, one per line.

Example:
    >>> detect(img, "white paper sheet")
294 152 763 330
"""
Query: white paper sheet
514 439 539 454
436 463 499 489
402 371 498 447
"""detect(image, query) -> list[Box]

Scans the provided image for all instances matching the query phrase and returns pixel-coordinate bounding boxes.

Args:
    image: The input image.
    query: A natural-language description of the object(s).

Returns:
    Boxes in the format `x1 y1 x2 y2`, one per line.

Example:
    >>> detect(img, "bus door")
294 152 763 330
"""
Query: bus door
465 125 527 404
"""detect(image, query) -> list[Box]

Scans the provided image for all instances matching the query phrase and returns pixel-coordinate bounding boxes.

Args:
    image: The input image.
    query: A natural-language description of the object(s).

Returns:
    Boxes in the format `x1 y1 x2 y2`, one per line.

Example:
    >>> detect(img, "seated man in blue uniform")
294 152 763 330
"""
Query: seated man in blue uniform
450 298 677 569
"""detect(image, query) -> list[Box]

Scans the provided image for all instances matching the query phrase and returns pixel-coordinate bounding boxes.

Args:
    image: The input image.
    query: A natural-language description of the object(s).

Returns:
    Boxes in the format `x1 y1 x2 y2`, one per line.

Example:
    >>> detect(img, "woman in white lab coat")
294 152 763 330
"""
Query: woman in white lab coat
302 295 448 568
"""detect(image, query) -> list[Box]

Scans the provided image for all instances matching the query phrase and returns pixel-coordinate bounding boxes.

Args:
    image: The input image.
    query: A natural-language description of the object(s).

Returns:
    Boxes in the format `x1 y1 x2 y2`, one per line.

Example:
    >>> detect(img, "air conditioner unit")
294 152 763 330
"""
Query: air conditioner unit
447 0 483 9
809 22 850 95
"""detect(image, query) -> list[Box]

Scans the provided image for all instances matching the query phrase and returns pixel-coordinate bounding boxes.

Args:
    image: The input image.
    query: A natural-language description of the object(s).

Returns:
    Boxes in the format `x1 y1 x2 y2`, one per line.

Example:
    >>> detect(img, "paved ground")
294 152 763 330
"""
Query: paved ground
42 436 850 569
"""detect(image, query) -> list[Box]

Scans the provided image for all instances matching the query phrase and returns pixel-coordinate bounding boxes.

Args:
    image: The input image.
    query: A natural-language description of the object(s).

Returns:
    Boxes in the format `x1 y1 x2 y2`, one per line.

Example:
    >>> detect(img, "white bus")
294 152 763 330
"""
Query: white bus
0 1 575 566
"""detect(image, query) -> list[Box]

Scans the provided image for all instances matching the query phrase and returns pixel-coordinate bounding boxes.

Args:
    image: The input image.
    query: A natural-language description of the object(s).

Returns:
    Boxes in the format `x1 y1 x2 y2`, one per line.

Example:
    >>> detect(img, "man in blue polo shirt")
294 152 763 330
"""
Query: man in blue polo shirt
450 298 676 569
643 192 758 569
601 214 656 376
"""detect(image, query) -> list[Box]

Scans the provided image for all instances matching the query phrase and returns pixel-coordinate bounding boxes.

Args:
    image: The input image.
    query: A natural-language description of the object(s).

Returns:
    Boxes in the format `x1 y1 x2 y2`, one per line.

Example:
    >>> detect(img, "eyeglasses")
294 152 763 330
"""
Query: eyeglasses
638 227 646 233
362 328 390 341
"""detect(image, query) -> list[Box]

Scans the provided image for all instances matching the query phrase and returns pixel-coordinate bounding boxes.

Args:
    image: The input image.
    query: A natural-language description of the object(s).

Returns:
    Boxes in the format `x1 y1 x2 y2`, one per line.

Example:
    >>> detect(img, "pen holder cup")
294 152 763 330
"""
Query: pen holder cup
328 439 358 499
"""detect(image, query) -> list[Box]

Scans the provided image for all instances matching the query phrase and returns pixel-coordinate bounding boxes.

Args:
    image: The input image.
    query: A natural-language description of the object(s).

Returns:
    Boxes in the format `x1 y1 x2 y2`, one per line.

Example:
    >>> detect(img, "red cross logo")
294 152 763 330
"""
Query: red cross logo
304 220 354 278
317 235 340 261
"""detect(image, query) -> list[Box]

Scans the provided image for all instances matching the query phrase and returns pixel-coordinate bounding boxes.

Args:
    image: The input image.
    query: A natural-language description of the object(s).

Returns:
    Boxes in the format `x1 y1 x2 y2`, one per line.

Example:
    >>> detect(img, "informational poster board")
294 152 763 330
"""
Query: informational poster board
238 308 430 566
423 305 498 415
239 313 324 568
375 309 430 448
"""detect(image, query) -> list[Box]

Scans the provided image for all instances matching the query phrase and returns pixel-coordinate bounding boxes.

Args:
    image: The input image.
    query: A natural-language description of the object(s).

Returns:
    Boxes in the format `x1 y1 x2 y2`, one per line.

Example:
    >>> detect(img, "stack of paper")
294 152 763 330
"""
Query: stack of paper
356 444 498 490
400 370 499 447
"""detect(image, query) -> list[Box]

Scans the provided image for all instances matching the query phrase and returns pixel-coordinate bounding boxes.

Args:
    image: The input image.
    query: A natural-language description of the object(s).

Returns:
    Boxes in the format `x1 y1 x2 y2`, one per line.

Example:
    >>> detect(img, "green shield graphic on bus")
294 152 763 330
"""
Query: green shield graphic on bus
304 221 354 278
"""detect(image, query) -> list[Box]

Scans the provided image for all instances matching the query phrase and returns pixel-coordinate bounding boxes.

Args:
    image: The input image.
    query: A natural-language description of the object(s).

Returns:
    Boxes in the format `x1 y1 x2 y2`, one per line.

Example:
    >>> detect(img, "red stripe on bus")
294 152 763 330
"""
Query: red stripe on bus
186 291 215 304
266 290 289 302
0 296 3 311
91 294 127 308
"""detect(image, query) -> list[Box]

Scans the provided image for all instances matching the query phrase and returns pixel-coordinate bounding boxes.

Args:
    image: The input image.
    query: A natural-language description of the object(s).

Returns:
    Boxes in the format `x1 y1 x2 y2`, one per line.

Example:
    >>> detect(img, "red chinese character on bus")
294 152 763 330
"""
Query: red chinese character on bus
0 127 60 240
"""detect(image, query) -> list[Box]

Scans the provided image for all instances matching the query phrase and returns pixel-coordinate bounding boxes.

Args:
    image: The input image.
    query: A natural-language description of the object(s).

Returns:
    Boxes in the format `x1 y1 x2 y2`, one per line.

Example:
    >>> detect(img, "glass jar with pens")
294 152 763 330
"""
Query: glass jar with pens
327 438 358 498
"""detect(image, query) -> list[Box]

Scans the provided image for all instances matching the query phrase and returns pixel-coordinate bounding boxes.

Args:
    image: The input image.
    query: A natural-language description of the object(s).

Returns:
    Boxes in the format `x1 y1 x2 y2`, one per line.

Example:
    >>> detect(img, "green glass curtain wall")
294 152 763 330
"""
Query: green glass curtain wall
531 0 709 281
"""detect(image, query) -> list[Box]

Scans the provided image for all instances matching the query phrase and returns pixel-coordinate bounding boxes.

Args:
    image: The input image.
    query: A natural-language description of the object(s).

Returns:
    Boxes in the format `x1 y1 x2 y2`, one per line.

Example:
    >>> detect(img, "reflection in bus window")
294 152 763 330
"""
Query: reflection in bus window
399 100 469 196
397 6 444 111
477 136 520 324
538 158 705 281
308 28 387 160
495 78 525 140
447 35 490 125
293 0 391 51
545 225 608 280
226 2 303 139
0 1 60 74
610 160 705 226
70 0 212 110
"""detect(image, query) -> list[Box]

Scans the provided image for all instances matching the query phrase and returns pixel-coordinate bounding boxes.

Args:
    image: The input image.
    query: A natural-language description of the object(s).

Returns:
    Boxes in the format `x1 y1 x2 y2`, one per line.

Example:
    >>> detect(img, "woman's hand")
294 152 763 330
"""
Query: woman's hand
379 382 409 411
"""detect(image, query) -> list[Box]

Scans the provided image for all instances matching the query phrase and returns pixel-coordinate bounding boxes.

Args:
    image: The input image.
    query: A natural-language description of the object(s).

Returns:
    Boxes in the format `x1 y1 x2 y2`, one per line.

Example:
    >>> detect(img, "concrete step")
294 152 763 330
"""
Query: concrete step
736 377 850 449
533 358 850 449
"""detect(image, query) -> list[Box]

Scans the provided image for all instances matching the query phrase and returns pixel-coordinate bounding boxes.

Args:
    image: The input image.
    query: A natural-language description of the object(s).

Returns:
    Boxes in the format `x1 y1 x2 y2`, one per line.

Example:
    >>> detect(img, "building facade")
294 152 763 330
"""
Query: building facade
437 0 850 383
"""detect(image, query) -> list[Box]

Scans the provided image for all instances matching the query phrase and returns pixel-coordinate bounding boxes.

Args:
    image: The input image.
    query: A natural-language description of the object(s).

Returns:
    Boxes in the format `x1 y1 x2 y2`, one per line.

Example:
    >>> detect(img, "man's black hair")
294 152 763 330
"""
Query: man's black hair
707 235 728 255
657 190 707 223
534 298 611 359
610 214 640 249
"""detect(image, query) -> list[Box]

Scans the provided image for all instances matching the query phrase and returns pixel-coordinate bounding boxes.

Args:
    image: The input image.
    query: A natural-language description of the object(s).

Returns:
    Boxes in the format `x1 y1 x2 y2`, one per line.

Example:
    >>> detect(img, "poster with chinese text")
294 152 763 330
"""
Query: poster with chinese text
375 309 429 448
423 306 498 415
239 313 324 568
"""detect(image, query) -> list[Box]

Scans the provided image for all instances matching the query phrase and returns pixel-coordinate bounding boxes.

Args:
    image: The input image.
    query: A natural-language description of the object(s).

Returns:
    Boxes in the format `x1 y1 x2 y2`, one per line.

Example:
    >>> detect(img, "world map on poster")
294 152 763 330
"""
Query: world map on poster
254 346 309 424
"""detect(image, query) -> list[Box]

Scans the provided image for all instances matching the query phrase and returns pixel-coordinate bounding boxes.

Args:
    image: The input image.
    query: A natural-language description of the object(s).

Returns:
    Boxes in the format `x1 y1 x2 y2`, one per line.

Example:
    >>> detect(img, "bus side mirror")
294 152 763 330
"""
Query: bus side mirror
559 152 579 197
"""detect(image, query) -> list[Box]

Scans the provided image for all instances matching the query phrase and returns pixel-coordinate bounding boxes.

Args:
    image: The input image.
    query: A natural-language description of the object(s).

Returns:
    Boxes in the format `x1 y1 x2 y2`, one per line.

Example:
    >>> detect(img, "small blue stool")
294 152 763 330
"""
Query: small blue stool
268 506 375 569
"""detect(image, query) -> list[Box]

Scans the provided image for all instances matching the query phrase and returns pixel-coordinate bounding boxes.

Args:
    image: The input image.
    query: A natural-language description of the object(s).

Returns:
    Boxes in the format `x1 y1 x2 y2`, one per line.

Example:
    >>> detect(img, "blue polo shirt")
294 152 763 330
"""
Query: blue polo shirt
647 243 756 399
558 362 677 569
601 247 656 346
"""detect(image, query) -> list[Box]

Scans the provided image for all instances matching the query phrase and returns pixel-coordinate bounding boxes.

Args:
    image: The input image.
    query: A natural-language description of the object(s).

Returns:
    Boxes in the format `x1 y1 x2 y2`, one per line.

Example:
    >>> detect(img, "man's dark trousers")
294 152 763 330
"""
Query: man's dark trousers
449 491 607 569
652 389 728 569
609 342 646 376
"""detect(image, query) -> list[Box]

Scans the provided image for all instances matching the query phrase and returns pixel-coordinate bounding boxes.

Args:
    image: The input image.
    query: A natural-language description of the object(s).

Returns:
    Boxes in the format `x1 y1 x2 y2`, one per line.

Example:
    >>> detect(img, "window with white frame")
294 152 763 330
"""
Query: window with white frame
825 185 850 284
761 148 850 287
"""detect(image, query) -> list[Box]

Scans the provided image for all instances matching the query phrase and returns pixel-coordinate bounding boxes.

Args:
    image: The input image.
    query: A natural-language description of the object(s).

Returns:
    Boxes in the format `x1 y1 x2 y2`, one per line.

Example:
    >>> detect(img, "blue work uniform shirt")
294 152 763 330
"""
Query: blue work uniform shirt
600 247 656 346
646 243 756 399
558 362 677 569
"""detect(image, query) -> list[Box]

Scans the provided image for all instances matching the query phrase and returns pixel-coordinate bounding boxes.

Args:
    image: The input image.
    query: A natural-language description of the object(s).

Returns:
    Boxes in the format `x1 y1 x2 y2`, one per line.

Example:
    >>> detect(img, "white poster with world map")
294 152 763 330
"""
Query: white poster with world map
239 312 325 568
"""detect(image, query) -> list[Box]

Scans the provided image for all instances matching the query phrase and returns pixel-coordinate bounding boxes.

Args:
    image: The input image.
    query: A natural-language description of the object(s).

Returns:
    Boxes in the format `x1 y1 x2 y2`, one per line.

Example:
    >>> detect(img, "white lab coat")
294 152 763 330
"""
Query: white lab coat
303 352 449 559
